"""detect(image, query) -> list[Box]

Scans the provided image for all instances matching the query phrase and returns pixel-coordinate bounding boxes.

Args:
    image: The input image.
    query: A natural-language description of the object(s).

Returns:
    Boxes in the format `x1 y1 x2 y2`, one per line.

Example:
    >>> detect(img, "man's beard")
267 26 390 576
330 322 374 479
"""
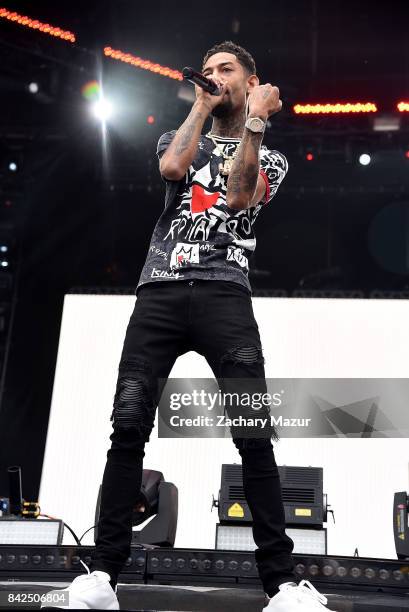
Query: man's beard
211 97 234 119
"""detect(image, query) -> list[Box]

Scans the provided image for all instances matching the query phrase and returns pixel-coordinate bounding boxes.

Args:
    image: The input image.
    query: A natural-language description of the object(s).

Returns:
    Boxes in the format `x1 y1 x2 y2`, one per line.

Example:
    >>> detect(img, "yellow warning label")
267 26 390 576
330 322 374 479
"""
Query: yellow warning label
295 508 312 517
228 503 244 518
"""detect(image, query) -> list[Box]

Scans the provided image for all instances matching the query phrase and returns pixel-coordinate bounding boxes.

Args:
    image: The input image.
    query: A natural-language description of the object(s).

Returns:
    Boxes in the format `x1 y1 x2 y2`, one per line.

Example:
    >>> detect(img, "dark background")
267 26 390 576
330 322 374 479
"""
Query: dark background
0 0 408 502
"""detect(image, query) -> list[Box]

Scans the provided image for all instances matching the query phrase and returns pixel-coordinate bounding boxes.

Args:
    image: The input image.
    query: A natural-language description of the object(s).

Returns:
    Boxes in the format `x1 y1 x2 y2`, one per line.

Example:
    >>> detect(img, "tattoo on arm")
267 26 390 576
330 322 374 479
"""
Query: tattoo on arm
227 131 262 202
250 135 260 156
242 163 258 193
229 157 245 195
175 111 203 155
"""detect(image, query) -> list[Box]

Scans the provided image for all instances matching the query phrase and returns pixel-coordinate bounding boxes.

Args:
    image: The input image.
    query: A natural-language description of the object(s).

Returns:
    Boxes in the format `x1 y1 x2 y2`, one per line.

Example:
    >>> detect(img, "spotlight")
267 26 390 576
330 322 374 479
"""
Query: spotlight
0 246 8 253
1 261 9 268
92 98 113 122
306 152 314 161
8 162 17 172
28 82 39 94
359 153 371 166
373 115 400 132
95 469 178 547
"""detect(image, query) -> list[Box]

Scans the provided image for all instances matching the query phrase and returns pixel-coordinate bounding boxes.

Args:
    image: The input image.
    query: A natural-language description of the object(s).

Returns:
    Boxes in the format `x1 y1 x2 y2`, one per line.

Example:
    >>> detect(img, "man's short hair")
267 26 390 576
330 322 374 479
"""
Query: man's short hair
202 40 256 76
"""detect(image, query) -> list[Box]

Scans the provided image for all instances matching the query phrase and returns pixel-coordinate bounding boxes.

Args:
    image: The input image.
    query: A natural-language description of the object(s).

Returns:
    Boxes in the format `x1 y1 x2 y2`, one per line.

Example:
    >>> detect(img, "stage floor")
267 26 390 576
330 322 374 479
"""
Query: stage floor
1 581 409 611
117 583 409 611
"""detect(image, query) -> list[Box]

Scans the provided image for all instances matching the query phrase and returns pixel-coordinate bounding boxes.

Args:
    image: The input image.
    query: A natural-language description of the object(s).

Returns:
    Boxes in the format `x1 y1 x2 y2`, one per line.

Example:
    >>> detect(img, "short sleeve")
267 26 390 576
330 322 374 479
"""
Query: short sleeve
156 130 177 160
259 149 289 205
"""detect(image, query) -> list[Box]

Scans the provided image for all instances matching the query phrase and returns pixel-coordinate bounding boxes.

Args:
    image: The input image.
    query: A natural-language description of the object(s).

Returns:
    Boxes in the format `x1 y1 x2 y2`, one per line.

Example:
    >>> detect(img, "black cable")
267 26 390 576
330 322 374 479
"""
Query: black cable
40 513 81 546
63 522 81 546
79 524 98 544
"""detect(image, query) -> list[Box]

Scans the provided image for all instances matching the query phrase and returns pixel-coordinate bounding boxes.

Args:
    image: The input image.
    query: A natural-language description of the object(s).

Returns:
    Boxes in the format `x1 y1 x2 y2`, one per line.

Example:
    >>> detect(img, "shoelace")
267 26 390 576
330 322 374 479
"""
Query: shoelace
75 560 111 587
72 559 94 583
68 560 99 586
79 560 91 575
295 580 328 606
77 559 91 582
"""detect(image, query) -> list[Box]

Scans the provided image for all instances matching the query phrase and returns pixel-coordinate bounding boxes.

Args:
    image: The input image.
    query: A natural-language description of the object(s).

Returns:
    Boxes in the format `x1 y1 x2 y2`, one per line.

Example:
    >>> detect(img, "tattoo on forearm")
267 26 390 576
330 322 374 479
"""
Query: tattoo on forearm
228 157 245 195
250 135 260 156
242 163 258 193
227 132 262 200
175 111 203 155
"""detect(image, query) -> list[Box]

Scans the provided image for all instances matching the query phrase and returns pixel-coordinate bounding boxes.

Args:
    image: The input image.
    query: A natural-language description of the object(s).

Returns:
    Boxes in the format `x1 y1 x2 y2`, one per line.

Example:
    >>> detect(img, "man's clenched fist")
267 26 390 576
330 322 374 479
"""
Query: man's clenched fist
248 84 282 120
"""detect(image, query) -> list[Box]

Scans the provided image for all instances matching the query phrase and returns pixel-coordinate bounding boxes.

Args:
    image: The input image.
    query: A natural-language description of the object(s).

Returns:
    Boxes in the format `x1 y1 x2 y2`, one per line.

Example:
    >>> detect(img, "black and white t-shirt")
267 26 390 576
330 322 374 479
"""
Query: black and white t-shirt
136 130 288 294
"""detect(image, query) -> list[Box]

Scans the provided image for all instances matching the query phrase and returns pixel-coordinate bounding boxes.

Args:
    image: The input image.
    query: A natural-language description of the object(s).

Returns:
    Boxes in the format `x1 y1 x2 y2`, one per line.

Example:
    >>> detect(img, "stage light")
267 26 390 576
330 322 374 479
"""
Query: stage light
306 152 314 161
0 8 75 42
8 162 17 172
147 115 155 125
0 246 8 253
359 153 371 166
28 82 39 94
104 47 183 81
373 115 401 132
1 261 9 268
92 98 113 122
405 151 409 159
215 524 327 555
0 518 63 545
293 102 377 115
397 102 409 112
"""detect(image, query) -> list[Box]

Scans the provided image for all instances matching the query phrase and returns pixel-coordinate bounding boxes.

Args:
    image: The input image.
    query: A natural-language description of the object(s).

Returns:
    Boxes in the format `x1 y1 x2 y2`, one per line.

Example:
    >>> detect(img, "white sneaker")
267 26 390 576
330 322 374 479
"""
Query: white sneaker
263 579 337 611
40 560 119 609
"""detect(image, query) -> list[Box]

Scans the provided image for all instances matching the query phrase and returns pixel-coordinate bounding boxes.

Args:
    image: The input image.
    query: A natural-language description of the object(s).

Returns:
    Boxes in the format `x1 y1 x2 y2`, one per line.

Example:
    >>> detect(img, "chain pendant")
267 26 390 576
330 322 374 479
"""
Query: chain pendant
219 158 234 176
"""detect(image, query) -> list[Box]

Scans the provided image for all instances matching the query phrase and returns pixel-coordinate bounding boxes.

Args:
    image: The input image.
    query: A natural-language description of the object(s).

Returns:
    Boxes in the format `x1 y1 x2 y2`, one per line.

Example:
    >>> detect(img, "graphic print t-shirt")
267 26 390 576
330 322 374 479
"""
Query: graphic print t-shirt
136 130 288 294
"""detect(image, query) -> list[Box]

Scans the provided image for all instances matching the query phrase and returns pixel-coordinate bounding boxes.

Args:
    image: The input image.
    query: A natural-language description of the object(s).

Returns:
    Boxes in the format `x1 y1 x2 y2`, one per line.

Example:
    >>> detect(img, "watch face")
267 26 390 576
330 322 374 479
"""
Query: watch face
247 117 264 132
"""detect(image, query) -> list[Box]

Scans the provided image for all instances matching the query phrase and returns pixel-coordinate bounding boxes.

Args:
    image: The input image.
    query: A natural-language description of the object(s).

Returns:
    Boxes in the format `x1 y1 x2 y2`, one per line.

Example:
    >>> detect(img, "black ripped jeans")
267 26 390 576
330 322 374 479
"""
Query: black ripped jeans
90 280 296 597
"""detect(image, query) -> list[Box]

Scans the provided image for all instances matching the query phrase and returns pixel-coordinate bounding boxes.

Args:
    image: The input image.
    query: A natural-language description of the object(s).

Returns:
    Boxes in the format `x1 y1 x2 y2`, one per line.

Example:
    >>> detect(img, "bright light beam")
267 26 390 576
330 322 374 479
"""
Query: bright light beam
359 153 371 166
92 98 113 122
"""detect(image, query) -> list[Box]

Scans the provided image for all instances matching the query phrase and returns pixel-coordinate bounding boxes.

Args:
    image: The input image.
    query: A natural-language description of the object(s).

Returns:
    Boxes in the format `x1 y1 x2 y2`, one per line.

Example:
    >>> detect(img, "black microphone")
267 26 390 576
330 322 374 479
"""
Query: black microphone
182 67 222 96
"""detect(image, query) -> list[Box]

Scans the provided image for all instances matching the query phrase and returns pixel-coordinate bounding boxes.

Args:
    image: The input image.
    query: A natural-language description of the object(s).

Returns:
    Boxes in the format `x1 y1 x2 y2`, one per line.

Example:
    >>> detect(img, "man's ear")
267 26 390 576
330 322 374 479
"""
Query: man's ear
246 74 260 94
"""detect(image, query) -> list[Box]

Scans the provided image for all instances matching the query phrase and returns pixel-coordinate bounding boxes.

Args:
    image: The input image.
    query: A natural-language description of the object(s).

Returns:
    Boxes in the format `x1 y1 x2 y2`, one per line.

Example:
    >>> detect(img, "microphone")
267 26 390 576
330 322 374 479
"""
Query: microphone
182 67 222 96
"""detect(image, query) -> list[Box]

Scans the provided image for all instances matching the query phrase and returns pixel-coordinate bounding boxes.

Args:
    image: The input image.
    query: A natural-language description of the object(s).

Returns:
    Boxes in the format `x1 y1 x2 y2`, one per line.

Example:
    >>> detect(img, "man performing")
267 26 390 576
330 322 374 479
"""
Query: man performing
42 41 336 611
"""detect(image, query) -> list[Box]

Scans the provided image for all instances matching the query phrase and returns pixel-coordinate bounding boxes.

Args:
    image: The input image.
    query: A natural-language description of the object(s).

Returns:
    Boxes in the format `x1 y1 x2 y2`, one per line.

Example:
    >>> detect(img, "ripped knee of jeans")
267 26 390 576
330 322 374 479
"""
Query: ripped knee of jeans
220 345 265 368
220 345 280 442
110 358 156 442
